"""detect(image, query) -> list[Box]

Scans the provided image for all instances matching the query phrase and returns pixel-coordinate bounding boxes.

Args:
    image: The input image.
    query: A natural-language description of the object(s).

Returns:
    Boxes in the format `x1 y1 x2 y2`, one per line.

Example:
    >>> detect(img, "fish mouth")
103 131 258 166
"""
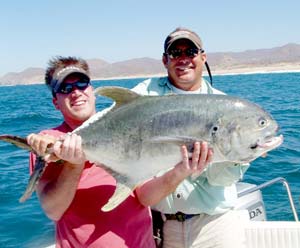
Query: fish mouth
250 134 283 150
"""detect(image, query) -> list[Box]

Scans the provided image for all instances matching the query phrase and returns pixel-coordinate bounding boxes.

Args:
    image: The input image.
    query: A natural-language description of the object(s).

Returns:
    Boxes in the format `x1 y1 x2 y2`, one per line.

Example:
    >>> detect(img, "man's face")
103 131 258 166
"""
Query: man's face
163 39 206 91
53 74 96 128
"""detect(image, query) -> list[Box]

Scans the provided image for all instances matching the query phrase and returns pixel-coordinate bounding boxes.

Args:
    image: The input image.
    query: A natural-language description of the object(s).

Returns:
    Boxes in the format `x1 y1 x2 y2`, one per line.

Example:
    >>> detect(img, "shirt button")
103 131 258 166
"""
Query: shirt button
176 193 181 198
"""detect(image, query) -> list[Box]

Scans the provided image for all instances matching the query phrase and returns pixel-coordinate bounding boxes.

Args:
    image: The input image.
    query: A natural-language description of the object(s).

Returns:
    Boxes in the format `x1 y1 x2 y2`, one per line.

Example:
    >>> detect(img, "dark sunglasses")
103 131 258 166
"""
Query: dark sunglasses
56 80 91 94
166 48 203 59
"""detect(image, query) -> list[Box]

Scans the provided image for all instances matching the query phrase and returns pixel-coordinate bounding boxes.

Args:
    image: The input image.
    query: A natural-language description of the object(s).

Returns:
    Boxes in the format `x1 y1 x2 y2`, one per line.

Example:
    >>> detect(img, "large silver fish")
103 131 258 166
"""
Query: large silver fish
0 86 283 211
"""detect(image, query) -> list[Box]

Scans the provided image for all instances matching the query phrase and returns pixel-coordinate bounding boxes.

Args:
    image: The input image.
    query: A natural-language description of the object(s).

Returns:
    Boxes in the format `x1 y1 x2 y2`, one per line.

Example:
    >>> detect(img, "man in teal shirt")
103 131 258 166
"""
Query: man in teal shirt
134 27 249 248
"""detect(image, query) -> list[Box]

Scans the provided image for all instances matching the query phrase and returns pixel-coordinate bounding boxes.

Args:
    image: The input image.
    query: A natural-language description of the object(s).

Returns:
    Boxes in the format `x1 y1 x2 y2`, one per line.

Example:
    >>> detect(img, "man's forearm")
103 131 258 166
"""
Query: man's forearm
37 162 83 221
136 167 188 207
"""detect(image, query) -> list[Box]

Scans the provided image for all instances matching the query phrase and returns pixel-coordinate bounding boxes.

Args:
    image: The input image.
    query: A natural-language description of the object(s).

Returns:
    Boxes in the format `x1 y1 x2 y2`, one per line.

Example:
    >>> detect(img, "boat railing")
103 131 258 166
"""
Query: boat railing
237 177 299 222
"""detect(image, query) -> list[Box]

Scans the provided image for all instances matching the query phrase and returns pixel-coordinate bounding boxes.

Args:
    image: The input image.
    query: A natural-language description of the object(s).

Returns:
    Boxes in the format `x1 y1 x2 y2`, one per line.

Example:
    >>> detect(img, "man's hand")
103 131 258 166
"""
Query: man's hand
53 133 86 166
27 133 57 157
175 141 213 178
135 141 213 206
27 133 86 167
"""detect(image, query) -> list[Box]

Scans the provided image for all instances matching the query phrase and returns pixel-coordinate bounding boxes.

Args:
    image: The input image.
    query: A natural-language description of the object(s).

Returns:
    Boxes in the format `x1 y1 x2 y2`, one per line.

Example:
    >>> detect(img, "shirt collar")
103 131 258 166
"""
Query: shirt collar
158 77 173 90
159 77 212 94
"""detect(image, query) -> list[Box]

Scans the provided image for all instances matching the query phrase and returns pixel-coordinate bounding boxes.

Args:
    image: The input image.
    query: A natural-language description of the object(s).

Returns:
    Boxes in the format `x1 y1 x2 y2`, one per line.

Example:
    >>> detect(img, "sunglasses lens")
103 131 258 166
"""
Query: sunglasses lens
57 81 90 94
168 49 182 59
168 48 199 59
76 81 90 90
186 48 199 58
60 84 73 94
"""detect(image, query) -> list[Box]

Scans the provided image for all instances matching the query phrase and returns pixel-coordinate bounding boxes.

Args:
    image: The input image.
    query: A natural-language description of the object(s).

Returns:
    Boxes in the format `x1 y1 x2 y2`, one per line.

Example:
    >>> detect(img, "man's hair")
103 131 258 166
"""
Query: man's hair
45 56 89 88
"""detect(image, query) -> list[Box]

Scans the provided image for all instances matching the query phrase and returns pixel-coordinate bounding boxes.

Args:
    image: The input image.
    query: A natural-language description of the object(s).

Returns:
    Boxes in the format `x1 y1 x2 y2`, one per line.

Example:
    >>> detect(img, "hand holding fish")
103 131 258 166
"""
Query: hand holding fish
27 133 57 157
27 133 86 167
52 134 86 167
175 141 213 178
136 141 212 207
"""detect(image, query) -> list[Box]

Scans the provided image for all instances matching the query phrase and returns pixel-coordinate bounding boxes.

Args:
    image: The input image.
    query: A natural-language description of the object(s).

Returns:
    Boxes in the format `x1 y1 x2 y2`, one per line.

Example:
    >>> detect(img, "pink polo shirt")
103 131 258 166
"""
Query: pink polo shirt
29 122 155 248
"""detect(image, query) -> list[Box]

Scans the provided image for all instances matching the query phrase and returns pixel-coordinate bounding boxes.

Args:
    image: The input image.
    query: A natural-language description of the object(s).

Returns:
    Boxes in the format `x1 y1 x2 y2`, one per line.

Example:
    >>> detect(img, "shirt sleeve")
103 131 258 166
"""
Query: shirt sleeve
203 162 250 186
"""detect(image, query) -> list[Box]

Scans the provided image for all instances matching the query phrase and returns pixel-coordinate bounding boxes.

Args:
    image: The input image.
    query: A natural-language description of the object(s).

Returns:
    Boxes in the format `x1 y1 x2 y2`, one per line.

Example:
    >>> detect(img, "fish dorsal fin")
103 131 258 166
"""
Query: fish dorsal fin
94 86 141 108
101 182 134 212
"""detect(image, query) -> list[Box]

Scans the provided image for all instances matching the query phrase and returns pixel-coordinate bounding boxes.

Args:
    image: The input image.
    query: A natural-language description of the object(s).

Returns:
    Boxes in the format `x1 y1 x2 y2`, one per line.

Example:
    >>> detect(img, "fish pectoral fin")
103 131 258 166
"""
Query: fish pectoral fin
0 135 32 151
101 182 134 212
94 86 141 108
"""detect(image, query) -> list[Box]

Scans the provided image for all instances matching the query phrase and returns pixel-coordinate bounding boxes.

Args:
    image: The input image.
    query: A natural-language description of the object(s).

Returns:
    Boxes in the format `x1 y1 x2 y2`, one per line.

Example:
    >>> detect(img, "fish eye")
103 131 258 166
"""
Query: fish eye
211 125 219 136
258 118 267 127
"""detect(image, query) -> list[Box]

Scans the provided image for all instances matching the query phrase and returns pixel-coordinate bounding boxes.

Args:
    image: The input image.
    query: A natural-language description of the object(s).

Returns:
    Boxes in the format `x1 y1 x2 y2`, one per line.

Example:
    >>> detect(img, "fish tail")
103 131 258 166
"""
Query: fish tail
0 135 49 202
19 156 47 203
0 135 32 151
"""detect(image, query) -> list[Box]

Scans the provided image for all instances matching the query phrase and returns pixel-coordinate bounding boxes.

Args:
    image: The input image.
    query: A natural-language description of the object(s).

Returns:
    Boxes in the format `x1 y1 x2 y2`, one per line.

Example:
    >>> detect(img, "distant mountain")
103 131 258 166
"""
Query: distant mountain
1 43 300 85
208 43 300 69
0 68 45 85
91 57 165 79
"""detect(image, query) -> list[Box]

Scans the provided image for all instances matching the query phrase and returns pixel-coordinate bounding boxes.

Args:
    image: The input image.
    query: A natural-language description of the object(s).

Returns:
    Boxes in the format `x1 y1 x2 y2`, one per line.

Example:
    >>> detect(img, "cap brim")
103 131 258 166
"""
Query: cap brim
51 67 90 93
166 37 201 52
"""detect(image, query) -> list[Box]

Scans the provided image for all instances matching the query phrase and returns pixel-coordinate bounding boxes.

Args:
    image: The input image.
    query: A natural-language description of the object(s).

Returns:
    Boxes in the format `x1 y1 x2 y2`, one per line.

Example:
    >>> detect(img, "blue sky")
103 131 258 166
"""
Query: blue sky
0 0 299 76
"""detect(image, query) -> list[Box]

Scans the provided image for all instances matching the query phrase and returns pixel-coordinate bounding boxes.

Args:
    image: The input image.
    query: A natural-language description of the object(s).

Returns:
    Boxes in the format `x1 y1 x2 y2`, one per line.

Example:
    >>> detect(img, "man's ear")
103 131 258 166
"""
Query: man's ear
162 54 168 69
52 97 60 110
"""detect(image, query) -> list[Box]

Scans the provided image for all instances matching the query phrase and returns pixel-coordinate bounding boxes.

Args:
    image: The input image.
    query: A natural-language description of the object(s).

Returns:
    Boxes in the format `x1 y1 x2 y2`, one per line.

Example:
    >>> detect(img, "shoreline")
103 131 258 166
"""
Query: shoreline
209 65 300 77
1 65 300 86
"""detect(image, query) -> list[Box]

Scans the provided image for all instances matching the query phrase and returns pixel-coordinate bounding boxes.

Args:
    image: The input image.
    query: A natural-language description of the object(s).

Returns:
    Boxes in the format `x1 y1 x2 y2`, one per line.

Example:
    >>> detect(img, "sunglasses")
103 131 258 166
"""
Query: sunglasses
166 48 203 59
56 80 91 94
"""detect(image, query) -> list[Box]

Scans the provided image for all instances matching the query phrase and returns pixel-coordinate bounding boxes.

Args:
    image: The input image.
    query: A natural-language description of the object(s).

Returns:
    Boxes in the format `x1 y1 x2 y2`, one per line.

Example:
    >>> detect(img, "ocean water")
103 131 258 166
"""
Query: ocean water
0 73 299 247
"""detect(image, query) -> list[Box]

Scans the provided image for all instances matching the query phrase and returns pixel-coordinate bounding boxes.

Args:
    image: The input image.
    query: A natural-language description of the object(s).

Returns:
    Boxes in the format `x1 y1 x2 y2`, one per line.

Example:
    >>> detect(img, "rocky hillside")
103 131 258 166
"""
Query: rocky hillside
1 43 300 85
208 43 300 71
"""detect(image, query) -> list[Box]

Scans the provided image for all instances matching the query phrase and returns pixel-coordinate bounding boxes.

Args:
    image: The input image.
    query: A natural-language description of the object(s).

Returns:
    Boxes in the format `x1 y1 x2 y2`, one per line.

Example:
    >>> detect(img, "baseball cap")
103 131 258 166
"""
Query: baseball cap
50 65 90 93
164 27 203 52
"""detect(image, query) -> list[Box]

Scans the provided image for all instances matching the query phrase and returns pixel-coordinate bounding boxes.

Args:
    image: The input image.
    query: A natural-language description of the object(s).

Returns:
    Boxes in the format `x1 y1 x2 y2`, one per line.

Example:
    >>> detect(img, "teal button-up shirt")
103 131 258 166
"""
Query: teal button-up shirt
132 77 249 215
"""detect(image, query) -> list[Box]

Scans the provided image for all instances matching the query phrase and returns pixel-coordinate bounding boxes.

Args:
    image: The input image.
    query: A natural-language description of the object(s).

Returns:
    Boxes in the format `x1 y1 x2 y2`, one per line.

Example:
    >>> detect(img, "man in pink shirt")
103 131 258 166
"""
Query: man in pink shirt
27 56 156 248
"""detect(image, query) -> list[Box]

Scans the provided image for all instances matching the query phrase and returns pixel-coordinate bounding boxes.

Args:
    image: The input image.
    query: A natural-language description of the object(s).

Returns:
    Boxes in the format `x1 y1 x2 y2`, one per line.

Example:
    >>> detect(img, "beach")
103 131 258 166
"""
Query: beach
209 62 300 76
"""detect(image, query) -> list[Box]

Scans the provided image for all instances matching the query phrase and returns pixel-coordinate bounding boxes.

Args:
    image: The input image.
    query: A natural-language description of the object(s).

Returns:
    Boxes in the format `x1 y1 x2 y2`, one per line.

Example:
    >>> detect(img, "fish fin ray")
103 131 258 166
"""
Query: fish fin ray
94 86 141 108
